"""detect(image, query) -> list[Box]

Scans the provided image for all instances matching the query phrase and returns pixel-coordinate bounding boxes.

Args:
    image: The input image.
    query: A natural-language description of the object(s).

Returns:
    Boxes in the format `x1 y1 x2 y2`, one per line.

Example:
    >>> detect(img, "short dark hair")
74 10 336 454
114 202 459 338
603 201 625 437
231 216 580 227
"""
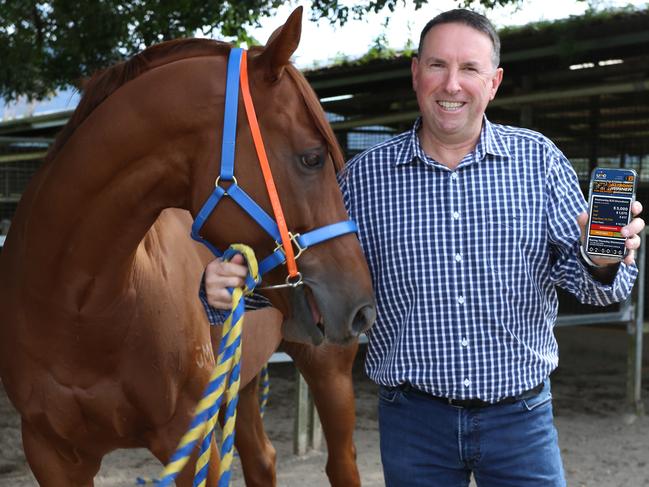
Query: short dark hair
417 9 501 68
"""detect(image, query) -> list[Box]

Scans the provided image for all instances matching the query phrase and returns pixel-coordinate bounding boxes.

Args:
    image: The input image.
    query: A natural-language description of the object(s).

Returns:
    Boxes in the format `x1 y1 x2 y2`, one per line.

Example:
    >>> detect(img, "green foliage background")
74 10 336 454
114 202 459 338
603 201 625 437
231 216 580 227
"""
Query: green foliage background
0 0 524 101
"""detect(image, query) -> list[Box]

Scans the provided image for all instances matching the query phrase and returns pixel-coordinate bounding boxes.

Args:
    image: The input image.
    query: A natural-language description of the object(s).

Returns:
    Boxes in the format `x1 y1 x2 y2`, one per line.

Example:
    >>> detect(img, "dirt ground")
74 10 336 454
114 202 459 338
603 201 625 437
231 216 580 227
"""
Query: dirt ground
1 326 648 487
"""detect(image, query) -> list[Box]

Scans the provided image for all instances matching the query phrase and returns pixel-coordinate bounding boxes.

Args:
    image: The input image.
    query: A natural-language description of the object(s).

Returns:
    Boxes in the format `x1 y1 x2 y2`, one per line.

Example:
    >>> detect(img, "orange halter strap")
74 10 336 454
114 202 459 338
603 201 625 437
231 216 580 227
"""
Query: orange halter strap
238 50 298 279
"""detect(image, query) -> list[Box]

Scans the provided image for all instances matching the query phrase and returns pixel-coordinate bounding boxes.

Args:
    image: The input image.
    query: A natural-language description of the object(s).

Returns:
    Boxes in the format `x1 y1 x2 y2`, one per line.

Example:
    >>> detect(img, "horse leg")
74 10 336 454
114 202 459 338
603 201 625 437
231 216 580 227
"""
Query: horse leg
233 373 277 487
21 419 101 487
284 340 361 487
147 392 221 487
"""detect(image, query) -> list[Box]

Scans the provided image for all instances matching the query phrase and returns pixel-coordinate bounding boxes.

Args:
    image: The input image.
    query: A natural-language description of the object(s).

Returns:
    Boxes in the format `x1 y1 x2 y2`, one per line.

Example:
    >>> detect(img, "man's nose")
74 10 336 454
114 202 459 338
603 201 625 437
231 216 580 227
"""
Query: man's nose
444 69 461 94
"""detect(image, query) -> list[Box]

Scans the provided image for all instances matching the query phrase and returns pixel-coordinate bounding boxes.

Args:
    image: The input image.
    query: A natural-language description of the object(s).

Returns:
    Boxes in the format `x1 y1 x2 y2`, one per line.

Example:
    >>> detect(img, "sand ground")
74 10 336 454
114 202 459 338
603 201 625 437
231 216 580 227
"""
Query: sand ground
1 326 648 487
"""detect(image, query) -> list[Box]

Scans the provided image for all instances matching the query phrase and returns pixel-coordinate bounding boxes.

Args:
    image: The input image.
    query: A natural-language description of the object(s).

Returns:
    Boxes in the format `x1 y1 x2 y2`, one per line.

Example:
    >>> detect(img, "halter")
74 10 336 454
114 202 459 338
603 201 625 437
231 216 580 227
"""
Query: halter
191 47 358 289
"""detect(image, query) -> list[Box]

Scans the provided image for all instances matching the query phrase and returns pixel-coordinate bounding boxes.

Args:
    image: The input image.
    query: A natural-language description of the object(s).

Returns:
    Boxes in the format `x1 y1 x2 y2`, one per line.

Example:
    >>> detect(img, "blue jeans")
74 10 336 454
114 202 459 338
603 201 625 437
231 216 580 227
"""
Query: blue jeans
378 379 565 487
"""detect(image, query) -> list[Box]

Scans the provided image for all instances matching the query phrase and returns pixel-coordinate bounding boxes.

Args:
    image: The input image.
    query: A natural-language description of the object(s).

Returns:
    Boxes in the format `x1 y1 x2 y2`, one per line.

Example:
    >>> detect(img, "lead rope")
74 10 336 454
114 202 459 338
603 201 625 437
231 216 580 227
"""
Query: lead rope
259 364 270 418
137 244 260 487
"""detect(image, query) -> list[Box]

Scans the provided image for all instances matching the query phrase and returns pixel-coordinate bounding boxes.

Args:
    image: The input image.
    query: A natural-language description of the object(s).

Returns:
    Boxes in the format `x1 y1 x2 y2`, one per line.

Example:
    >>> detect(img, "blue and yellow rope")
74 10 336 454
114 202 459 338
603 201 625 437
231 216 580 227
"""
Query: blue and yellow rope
139 244 259 487
259 364 270 418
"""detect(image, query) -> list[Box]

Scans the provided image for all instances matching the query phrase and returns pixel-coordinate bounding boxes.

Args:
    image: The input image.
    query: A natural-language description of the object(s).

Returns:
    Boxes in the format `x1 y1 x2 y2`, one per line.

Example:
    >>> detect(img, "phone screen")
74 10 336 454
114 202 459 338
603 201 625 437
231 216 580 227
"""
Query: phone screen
585 168 636 259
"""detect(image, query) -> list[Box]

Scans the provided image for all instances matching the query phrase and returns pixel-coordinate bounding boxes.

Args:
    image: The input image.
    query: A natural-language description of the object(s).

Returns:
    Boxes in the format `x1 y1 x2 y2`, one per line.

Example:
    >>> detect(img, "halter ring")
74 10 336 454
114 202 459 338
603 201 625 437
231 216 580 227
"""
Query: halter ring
257 272 304 290
215 175 238 190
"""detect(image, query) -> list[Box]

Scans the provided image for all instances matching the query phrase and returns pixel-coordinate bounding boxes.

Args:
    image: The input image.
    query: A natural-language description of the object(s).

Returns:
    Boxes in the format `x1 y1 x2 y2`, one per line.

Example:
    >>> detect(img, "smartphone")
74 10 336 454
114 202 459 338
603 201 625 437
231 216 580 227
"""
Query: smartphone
585 167 637 260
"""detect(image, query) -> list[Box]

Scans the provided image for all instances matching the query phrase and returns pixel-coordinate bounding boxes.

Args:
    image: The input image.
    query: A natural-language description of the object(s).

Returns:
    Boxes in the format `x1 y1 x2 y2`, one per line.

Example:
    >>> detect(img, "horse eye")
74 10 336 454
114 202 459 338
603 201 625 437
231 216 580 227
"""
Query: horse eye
300 152 324 168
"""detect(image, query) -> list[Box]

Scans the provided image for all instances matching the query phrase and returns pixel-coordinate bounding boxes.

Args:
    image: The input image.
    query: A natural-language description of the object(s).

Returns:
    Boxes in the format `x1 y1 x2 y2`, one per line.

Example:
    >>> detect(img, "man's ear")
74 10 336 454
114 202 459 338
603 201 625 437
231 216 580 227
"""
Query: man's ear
489 67 504 101
411 56 420 92
255 6 303 82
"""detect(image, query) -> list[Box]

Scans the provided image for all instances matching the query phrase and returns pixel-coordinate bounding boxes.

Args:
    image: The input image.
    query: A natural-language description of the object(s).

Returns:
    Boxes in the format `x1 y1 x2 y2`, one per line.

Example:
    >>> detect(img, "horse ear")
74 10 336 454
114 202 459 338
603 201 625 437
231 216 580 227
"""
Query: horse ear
258 6 303 81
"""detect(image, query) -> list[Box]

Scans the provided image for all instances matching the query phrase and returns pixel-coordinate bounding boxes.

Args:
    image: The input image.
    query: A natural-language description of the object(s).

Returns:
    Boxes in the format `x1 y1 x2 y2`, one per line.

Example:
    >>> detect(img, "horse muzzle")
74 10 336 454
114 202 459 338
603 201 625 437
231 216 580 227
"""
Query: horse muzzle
281 281 376 346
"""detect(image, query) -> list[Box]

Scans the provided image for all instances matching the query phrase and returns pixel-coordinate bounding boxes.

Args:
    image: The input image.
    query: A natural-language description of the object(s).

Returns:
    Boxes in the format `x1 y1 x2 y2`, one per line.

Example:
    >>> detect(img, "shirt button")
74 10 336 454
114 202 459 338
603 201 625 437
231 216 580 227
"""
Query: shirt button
461 338 468 347
455 253 462 262
464 378 470 387
458 296 465 304
451 173 458 180
452 211 460 219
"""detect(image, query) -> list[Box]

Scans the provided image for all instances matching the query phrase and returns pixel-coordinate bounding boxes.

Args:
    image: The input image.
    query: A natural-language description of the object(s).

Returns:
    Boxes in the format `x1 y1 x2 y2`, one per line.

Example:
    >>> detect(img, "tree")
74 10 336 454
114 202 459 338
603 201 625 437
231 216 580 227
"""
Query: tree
0 0 521 101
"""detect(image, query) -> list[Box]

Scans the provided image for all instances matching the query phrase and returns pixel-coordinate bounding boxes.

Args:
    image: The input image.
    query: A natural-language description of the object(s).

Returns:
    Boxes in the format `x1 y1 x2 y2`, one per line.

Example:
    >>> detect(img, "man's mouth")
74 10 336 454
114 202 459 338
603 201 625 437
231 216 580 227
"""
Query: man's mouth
437 100 465 111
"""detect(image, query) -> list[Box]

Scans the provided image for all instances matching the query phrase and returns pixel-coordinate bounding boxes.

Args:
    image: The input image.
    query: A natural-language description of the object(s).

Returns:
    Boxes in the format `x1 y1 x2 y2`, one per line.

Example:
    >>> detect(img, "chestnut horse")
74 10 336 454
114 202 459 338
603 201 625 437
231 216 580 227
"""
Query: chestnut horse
0 7 375 486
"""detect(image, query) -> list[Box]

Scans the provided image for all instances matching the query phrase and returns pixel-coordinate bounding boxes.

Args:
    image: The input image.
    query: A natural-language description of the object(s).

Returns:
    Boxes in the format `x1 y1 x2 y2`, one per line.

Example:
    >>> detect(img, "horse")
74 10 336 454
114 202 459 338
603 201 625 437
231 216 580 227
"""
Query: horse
0 7 376 486
235 331 362 487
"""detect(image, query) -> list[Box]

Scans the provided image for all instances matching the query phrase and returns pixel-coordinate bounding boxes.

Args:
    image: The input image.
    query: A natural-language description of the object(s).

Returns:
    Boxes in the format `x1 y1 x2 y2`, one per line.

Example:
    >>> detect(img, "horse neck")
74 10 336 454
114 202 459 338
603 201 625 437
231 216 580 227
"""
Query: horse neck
22 140 190 309
19 55 229 313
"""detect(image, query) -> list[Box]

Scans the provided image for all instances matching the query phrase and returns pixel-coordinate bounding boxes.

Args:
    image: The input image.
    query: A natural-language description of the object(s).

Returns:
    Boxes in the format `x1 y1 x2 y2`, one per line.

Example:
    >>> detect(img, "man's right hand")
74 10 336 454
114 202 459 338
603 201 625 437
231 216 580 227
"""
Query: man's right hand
204 254 248 310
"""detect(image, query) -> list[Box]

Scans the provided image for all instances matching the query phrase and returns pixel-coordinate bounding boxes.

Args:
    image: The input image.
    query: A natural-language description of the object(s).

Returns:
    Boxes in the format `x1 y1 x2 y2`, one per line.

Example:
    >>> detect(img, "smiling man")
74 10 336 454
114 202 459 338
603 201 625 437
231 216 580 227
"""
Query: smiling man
411 19 503 165
362 10 643 486
202 9 644 487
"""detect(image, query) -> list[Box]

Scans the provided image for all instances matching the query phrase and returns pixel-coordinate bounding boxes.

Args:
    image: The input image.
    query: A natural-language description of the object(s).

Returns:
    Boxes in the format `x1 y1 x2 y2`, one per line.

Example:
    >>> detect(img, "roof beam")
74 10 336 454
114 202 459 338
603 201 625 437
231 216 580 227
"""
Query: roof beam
0 151 48 163
307 30 649 92
0 135 54 145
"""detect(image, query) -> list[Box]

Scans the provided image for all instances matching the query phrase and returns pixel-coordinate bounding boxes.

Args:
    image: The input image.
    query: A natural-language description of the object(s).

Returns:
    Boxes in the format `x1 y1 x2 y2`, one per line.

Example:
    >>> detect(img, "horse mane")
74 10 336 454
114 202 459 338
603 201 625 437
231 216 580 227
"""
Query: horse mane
284 65 345 172
47 39 344 172
46 38 231 164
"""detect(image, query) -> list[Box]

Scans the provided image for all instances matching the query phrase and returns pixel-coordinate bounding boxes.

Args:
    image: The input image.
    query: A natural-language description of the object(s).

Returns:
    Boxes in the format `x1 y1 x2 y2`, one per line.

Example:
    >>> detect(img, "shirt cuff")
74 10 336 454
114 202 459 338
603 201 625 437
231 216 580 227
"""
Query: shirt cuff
198 272 230 325
576 252 638 305
198 272 274 326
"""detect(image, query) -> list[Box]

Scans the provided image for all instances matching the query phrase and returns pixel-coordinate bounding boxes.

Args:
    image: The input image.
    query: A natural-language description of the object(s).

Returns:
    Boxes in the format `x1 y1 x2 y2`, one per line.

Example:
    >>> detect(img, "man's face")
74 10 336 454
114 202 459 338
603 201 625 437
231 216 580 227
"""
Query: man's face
412 22 503 145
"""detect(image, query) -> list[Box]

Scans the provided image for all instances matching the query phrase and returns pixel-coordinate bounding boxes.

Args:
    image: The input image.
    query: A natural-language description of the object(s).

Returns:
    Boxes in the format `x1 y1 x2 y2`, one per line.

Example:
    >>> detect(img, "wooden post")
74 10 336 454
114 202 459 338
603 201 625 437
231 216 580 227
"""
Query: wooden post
294 369 310 455
293 369 324 454
309 396 323 451
627 232 646 416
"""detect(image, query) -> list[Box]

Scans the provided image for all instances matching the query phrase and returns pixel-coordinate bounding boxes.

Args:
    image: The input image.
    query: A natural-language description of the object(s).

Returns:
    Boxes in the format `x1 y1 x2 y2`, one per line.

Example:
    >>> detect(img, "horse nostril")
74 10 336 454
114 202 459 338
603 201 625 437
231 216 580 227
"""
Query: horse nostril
351 304 376 335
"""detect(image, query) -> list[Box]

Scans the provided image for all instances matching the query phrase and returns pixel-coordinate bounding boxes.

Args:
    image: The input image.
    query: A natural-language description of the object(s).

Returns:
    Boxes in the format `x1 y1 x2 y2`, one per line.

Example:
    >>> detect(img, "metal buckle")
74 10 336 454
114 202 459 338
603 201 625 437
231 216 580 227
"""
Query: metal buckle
256 234 306 291
274 232 306 260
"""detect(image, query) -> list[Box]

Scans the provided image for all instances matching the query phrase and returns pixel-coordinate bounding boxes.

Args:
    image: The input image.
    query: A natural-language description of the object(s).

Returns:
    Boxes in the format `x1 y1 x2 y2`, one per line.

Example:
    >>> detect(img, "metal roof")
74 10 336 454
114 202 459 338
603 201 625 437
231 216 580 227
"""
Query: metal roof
302 8 649 153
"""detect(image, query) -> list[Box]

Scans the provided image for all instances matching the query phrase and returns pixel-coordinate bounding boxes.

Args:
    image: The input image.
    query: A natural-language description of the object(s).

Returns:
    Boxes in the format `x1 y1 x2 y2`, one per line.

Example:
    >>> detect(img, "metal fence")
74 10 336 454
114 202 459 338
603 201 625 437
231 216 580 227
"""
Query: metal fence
0 159 41 197
0 157 42 221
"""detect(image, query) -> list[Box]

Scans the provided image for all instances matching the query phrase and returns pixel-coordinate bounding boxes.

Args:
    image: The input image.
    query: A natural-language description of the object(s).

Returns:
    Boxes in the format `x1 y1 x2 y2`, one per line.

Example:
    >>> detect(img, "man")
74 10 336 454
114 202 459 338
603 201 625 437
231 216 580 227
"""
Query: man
203 9 644 486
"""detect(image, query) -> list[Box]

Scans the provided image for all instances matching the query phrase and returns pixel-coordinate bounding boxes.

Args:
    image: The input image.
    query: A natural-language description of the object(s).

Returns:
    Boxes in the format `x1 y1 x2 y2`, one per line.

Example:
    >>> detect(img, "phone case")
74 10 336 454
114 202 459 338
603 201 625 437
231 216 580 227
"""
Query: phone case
585 167 637 260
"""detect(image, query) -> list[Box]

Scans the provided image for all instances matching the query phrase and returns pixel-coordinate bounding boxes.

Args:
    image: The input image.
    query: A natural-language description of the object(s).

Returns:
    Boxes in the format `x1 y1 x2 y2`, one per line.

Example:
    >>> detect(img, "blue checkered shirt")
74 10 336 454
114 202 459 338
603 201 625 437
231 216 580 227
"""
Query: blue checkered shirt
339 117 637 402
200 117 638 402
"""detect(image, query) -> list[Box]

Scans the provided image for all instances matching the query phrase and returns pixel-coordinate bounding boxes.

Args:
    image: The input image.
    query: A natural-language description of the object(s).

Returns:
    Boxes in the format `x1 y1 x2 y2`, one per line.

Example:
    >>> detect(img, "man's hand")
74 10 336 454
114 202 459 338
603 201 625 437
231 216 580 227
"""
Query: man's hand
577 200 645 266
204 254 248 310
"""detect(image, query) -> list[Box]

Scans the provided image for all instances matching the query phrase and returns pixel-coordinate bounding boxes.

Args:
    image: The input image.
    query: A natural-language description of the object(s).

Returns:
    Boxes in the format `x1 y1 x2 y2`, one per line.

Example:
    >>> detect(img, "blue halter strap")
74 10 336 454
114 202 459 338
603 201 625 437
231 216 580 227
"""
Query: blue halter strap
191 47 358 284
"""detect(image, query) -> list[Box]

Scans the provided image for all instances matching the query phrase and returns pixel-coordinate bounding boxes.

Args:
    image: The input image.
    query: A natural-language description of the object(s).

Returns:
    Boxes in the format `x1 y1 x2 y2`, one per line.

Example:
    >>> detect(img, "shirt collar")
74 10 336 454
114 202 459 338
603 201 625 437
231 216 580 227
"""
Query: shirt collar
396 116 511 167
479 115 511 160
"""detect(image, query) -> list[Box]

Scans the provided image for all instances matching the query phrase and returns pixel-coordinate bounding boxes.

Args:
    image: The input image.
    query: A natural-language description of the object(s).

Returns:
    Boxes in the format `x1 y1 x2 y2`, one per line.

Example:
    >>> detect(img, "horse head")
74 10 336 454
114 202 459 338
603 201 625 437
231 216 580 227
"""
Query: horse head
192 7 376 345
